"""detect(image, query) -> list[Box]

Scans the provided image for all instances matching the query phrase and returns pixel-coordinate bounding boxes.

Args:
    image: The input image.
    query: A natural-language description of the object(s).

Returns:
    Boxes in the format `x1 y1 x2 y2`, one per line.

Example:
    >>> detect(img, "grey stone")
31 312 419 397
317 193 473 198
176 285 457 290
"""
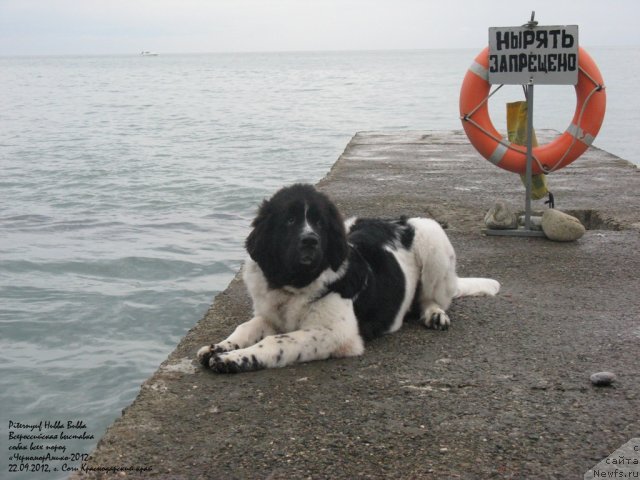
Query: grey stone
484 200 518 229
590 371 616 386
541 209 586 241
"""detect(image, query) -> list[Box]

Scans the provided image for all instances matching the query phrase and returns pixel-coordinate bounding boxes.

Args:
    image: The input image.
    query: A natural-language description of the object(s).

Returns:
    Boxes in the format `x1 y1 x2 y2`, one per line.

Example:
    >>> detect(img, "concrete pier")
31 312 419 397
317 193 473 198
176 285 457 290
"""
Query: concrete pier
76 131 639 479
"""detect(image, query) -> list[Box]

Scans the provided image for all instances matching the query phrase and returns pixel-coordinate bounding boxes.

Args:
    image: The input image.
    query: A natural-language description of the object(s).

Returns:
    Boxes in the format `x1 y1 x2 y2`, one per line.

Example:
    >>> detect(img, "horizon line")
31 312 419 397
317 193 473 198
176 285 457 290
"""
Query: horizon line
1 44 636 58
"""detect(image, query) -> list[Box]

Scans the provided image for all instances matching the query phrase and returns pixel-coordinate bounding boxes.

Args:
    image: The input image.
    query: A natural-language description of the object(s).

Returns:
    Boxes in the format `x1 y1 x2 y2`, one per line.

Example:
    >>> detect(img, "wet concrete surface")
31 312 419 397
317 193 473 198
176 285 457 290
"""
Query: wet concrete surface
75 131 639 479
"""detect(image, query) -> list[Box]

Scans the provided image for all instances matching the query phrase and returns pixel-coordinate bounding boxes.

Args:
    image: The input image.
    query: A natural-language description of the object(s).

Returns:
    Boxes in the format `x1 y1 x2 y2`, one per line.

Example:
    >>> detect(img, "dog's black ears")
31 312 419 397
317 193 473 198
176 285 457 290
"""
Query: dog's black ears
245 199 273 264
323 200 348 271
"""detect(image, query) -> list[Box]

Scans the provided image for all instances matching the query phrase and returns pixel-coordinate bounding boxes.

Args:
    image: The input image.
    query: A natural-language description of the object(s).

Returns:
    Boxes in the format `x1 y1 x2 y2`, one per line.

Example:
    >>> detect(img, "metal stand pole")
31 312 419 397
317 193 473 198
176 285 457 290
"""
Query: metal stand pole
524 81 534 230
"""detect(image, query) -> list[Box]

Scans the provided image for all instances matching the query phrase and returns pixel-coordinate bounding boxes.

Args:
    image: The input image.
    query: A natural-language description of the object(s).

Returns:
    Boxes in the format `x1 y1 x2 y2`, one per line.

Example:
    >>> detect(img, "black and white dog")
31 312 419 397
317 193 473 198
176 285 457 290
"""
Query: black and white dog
197 184 499 373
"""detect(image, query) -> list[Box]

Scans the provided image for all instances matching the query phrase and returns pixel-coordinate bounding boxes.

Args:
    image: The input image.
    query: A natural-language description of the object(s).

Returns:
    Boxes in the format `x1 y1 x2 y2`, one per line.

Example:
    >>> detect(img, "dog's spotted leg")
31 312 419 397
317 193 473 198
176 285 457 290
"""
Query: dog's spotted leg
422 303 450 331
207 327 363 373
197 316 275 368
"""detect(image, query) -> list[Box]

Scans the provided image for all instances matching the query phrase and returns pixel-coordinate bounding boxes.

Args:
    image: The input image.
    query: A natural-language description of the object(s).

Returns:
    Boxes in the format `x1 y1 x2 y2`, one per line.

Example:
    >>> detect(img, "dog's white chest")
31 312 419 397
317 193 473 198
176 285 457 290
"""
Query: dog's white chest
243 259 317 332
264 290 313 332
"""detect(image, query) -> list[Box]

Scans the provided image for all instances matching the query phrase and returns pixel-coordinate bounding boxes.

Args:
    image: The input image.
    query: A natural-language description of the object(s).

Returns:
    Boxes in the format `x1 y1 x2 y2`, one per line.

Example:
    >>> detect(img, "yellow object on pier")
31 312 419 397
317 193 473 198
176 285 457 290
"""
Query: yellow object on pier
507 101 549 200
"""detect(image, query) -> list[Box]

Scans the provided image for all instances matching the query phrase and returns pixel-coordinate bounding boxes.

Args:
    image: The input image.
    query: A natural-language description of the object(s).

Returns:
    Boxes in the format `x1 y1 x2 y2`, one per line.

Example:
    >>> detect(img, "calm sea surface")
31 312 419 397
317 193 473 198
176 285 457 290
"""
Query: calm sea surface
1 48 637 477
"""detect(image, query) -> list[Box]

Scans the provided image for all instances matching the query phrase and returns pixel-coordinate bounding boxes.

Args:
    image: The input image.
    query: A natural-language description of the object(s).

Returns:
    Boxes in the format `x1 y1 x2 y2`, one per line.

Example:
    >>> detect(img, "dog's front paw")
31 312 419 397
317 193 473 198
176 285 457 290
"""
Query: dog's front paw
197 343 236 368
197 345 215 367
208 352 263 374
423 307 450 331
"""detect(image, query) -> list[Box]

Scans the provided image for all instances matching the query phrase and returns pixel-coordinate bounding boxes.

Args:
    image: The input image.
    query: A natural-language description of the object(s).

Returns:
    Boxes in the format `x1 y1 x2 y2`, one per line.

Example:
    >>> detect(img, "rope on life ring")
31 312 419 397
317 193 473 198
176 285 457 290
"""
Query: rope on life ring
459 46 606 175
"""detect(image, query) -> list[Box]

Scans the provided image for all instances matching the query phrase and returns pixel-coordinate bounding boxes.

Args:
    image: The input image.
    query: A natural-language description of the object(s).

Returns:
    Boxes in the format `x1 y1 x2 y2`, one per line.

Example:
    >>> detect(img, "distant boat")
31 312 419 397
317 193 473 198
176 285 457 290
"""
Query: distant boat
140 51 158 56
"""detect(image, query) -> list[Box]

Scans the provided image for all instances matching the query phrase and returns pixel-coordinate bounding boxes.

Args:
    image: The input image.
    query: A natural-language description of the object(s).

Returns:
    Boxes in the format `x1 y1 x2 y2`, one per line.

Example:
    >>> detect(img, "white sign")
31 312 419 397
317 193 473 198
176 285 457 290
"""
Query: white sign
488 25 579 85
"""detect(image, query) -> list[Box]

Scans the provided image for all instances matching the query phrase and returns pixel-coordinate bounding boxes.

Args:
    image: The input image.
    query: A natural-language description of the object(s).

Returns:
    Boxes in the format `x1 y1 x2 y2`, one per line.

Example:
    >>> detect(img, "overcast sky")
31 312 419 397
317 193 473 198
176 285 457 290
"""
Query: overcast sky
1 0 638 56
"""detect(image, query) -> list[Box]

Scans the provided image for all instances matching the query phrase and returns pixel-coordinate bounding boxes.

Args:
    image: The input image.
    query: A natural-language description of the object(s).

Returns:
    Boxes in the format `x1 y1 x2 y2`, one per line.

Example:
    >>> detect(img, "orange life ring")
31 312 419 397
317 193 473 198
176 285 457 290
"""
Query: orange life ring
459 46 606 174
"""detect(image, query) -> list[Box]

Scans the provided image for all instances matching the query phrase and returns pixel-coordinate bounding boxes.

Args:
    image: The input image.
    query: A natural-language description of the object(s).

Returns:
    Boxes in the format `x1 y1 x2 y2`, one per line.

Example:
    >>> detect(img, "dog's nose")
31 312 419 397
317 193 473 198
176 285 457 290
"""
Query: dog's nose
300 232 319 248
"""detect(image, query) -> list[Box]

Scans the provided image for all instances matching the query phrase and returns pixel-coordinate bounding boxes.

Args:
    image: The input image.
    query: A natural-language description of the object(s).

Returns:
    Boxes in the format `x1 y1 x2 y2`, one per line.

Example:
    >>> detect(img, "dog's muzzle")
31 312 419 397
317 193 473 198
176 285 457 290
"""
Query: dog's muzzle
298 232 320 265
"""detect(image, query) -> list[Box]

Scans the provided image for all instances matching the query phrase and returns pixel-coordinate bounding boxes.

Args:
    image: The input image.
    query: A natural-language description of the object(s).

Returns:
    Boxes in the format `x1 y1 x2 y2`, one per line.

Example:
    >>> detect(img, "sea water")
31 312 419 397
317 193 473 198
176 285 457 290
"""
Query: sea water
1 48 638 478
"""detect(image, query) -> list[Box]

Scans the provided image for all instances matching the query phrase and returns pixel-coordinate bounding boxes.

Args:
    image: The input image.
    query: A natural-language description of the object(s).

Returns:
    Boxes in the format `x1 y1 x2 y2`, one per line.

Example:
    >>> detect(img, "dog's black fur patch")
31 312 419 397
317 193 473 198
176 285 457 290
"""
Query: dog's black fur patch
333 218 413 339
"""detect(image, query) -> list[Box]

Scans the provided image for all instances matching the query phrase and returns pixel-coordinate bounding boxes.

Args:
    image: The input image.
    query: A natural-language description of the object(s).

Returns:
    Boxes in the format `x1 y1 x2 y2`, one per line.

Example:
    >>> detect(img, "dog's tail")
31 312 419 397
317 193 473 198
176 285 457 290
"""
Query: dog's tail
455 277 500 298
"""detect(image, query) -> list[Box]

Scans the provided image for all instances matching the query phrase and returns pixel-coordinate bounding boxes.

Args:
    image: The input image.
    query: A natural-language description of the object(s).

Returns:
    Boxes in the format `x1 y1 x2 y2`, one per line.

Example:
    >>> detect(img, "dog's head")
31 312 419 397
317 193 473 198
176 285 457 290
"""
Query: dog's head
245 184 348 289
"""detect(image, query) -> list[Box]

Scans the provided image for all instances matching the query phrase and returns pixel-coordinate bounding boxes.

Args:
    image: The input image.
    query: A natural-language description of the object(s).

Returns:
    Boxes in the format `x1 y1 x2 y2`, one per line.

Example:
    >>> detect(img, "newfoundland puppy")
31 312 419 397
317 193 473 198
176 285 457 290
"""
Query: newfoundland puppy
198 184 499 373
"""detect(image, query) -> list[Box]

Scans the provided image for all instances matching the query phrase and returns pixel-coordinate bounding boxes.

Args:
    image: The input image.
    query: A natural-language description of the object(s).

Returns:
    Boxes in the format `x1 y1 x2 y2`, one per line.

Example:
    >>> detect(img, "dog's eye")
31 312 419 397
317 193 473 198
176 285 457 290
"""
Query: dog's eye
286 217 296 226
